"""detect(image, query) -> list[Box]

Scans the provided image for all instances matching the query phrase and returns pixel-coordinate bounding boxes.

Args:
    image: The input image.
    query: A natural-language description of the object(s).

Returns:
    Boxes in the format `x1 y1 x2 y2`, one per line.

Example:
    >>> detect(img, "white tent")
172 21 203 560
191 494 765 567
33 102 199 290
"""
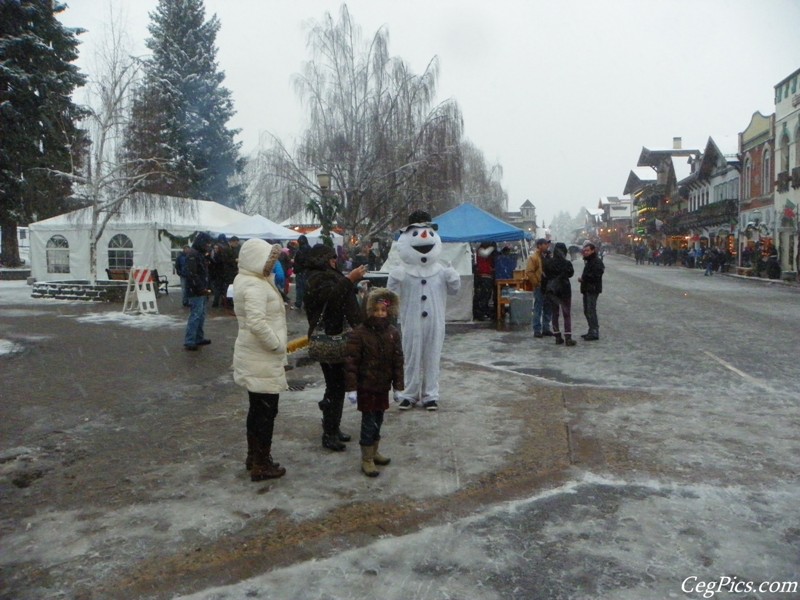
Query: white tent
211 214 301 241
305 227 344 248
29 196 248 283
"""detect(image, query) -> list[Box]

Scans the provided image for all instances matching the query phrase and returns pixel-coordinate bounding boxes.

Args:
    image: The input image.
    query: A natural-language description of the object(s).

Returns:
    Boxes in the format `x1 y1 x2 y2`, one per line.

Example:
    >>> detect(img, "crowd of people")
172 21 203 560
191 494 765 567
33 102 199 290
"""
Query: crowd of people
180 224 608 483
632 244 734 272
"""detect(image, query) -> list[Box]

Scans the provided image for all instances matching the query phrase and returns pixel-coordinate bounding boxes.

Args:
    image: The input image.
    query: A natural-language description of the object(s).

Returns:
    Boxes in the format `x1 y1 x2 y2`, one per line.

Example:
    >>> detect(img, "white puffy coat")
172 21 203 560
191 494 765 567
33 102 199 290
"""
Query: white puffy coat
232 240 288 393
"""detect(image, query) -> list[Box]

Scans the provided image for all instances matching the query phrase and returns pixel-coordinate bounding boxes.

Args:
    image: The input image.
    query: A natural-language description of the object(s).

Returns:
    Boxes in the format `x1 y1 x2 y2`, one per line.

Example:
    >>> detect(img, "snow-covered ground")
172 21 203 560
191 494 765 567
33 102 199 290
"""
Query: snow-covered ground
1 261 799 599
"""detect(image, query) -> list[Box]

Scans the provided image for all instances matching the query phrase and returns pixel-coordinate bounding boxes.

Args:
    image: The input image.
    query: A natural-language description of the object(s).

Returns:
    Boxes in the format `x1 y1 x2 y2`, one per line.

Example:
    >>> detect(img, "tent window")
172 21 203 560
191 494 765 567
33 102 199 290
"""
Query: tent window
46 235 70 273
108 234 133 269
170 239 184 272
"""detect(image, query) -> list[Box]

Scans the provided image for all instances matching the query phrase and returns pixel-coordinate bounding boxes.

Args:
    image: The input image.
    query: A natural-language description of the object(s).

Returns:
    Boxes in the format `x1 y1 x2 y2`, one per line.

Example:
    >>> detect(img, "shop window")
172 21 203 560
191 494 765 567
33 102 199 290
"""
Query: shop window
46 235 70 273
108 234 133 269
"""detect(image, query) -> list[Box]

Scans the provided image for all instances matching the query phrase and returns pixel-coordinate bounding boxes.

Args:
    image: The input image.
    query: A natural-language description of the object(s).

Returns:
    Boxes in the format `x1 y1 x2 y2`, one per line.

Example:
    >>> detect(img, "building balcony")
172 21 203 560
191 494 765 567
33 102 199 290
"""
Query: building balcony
777 171 790 192
663 198 738 231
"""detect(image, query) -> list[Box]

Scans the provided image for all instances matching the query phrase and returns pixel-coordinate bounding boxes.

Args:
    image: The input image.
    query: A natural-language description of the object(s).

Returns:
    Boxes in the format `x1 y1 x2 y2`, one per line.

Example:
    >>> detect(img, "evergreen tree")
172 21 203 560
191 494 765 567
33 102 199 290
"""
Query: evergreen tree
124 0 244 207
0 0 87 266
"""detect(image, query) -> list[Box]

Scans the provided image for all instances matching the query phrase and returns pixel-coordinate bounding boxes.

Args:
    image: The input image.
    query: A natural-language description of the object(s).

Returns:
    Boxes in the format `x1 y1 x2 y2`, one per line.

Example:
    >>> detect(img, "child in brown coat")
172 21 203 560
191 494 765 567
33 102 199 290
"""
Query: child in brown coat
344 288 405 477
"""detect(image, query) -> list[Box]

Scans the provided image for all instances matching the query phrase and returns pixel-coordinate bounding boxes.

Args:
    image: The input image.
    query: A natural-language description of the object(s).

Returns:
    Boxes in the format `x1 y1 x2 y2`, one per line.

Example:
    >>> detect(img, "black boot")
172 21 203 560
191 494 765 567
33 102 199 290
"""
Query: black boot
322 433 346 451
331 395 351 442
331 394 353 442
554 332 564 345
565 334 577 346
320 397 346 451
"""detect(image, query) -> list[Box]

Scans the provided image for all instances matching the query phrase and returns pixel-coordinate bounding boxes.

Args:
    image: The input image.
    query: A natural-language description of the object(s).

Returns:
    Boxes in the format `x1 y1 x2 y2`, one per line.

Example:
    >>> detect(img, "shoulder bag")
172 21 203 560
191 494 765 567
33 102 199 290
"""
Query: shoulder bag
307 301 351 363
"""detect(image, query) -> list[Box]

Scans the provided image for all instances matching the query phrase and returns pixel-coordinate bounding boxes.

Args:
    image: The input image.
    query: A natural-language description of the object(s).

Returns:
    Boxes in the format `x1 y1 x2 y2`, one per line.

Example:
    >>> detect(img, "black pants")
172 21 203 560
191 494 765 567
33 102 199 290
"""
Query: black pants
582 293 599 335
319 362 346 434
473 276 494 319
359 410 384 446
247 391 279 447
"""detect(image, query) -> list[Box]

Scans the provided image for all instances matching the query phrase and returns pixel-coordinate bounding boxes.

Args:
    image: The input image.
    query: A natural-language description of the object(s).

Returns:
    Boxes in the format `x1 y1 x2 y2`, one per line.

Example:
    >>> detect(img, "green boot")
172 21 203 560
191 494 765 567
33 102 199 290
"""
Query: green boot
373 440 391 466
360 445 380 477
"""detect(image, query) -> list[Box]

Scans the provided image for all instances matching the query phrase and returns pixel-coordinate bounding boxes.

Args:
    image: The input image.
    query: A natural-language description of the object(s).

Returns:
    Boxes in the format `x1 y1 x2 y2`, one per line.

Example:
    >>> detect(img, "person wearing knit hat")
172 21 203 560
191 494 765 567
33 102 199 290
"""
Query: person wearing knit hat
232 239 288 481
344 288 404 477
304 243 367 451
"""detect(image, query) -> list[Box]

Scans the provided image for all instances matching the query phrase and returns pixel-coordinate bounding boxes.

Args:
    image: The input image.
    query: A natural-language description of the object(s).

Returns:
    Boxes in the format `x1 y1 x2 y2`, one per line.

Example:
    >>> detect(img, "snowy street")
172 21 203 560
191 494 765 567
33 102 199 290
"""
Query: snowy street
1 255 799 599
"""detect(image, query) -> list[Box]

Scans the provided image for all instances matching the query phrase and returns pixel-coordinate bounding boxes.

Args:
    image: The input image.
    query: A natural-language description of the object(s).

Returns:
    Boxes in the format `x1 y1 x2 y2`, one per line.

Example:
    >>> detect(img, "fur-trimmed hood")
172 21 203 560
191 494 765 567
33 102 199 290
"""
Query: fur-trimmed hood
238 238 282 277
366 287 399 318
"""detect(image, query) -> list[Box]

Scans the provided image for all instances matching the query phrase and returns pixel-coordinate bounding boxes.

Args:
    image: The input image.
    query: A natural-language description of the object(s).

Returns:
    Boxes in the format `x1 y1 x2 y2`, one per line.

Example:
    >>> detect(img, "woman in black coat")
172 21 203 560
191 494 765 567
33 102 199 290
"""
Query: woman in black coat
304 244 367 451
542 242 576 346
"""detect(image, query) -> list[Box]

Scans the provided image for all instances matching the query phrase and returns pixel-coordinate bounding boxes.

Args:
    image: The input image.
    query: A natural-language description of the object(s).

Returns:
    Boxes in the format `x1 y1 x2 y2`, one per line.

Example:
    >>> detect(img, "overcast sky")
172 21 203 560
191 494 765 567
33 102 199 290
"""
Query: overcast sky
57 0 800 224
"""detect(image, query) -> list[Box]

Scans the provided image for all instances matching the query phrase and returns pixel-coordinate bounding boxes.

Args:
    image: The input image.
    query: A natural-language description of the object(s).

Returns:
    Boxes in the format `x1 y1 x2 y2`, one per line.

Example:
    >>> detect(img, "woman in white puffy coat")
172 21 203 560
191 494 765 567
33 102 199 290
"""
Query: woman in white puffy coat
233 239 288 482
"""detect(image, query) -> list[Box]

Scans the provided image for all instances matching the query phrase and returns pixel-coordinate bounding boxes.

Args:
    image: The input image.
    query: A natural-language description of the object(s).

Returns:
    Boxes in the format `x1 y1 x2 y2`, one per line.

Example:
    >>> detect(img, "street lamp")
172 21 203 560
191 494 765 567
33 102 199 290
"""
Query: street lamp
316 172 331 192
313 172 337 247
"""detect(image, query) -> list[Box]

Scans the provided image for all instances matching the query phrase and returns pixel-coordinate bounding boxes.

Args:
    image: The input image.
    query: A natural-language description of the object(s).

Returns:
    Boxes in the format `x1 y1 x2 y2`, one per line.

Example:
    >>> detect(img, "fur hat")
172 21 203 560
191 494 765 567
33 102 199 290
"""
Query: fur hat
399 209 438 233
366 287 399 319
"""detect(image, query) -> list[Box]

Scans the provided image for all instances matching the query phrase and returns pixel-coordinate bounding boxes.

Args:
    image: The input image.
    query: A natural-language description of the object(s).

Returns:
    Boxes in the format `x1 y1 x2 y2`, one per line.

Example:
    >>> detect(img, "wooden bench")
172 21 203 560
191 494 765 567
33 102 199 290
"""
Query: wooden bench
105 268 168 295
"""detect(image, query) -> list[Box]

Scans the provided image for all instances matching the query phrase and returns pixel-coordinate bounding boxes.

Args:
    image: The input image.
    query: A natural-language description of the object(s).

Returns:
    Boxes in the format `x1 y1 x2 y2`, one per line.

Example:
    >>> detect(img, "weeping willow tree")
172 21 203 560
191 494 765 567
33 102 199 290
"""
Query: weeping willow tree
263 5 465 240
459 140 508 216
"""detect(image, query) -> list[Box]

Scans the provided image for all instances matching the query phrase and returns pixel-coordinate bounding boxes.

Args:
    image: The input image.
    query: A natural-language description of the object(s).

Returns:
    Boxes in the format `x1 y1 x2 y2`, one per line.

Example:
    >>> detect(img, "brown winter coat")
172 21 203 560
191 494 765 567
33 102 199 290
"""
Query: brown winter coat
344 288 404 412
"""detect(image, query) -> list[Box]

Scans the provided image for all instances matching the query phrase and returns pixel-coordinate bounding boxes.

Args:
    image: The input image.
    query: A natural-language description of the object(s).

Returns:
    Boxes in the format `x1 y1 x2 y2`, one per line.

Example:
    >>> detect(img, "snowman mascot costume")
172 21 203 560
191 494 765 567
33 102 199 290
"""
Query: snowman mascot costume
388 210 460 411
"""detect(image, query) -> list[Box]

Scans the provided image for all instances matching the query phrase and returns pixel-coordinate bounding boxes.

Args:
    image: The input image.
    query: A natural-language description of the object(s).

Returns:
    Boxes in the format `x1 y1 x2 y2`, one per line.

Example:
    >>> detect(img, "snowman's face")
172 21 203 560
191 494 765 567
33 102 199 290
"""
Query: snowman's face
396 224 442 266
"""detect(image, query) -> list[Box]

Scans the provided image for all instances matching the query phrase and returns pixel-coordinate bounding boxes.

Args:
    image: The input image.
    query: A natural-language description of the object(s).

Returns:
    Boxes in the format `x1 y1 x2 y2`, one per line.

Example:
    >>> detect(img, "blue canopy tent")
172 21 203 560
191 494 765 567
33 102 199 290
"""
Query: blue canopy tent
383 203 531 321
433 203 533 243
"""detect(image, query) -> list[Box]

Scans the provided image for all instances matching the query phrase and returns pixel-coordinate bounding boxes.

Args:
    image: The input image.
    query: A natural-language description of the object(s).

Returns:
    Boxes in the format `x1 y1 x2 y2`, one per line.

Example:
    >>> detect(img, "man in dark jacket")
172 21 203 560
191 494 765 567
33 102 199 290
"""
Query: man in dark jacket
578 242 604 341
174 245 191 307
304 243 367 451
292 235 311 309
184 232 213 351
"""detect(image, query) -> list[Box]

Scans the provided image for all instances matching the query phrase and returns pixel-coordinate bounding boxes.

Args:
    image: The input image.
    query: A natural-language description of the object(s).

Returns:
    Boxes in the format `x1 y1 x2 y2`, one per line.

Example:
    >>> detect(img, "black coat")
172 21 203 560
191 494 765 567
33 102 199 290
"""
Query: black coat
305 253 363 337
293 238 312 274
580 254 604 294
543 252 574 299
186 233 212 297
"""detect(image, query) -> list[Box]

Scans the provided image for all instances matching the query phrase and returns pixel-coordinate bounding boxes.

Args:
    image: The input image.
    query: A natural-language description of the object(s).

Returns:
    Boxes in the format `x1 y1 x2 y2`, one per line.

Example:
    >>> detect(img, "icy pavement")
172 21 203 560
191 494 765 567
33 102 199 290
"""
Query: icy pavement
1 260 799 599
178 474 800 600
